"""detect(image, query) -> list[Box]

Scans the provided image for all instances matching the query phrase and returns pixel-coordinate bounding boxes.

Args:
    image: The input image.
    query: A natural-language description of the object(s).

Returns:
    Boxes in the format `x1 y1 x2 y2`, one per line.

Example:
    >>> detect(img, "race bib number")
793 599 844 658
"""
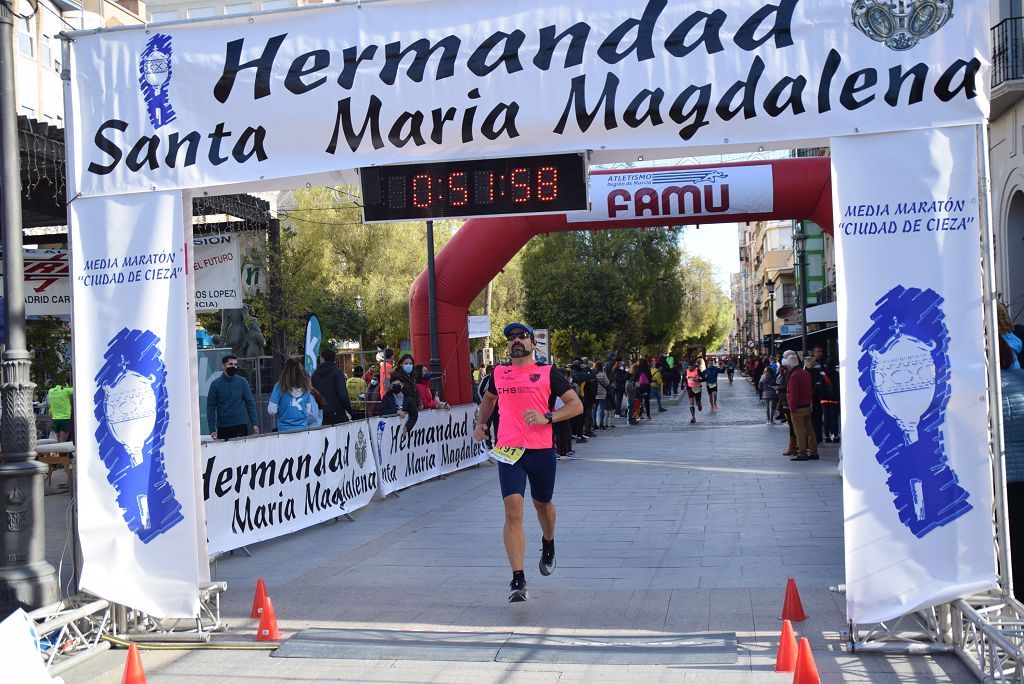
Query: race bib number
490 446 526 465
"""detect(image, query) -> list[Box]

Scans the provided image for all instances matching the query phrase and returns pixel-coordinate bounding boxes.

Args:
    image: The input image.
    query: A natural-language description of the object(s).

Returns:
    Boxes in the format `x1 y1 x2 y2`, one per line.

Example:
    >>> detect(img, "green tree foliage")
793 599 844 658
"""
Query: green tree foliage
520 229 733 360
28 318 71 396
252 187 457 355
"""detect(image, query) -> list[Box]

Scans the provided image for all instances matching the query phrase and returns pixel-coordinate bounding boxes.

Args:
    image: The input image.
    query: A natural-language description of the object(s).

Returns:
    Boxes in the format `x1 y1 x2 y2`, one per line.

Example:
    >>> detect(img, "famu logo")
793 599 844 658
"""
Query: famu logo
139 33 176 129
607 169 732 220
852 0 953 51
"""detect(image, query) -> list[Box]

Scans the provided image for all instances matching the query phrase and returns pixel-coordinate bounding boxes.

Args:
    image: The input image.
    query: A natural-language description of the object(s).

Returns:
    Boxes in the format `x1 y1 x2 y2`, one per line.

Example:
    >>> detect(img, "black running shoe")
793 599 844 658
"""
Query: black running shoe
508 576 528 603
539 539 556 576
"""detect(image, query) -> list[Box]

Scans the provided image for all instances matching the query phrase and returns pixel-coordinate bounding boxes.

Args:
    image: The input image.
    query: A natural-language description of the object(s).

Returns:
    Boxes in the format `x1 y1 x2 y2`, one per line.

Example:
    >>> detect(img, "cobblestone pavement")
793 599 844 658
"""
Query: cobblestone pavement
58 376 973 683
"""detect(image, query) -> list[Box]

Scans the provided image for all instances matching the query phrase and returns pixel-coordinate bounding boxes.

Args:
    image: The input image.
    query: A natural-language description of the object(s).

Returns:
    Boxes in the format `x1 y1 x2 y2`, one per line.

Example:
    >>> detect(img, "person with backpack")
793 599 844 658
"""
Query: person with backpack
311 347 354 425
759 365 778 425
651 359 667 413
633 359 653 420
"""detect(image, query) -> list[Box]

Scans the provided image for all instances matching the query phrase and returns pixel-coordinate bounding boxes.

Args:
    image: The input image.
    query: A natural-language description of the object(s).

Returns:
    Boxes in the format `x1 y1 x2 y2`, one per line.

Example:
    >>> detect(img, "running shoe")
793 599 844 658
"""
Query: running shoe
565 452 581 460
539 539 556 576
508 576 528 603
690 416 696 423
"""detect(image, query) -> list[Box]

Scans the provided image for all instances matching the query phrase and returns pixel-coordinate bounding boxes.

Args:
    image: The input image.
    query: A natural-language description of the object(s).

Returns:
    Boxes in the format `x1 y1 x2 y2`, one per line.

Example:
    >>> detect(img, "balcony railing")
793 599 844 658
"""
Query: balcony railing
993 17 1024 89
815 281 836 304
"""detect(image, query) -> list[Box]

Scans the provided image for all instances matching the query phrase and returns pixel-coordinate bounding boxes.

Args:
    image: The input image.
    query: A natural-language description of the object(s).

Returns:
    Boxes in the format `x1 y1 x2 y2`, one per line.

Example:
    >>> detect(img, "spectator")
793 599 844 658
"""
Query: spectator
378 348 395 398
634 358 653 420
810 344 827 443
207 355 259 440
312 347 354 425
999 301 1023 370
595 362 612 428
415 365 450 410
391 353 419 402
787 356 818 461
346 365 367 420
822 358 840 443
268 357 318 432
613 359 628 417
1000 336 1024 601
380 379 418 434
48 377 74 442
759 365 778 425
651 359 667 413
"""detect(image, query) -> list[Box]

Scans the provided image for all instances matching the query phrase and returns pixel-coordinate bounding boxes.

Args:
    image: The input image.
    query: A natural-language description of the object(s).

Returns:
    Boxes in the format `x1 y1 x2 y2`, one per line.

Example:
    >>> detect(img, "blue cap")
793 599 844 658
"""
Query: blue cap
502 322 534 338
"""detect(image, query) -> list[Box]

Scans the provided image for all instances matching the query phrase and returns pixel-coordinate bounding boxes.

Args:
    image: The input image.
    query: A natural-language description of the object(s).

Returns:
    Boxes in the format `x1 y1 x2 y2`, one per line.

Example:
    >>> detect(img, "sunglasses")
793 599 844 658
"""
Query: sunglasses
506 332 531 342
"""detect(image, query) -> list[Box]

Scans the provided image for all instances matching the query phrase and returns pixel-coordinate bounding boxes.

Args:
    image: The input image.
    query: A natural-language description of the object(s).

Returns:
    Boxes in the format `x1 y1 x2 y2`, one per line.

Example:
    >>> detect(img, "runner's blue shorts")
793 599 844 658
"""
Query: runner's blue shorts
497 448 557 502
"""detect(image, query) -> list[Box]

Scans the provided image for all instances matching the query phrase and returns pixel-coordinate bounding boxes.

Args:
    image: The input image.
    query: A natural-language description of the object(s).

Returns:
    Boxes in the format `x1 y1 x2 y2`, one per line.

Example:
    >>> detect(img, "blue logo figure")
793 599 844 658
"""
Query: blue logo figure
858 286 971 538
375 419 387 467
139 33 176 129
94 328 182 543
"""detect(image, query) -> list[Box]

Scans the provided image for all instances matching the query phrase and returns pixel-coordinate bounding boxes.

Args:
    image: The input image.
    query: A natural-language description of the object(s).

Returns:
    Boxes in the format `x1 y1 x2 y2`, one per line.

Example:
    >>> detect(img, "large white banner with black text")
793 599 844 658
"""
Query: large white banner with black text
202 422 378 554
372 405 488 496
832 126 997 624
70 193 202 618
66 0 989 197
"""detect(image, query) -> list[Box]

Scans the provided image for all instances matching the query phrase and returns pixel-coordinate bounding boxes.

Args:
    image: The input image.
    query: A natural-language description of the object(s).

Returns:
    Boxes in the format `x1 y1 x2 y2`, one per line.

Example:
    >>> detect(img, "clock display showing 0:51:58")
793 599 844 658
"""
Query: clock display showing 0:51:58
359 153 589 222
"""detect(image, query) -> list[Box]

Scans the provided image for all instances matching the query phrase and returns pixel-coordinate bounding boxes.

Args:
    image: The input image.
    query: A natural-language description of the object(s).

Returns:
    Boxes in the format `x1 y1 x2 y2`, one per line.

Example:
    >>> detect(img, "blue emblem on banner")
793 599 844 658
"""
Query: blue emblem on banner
375 419 387 466
138 33 176 129
94 328 182 543
858 286 971 538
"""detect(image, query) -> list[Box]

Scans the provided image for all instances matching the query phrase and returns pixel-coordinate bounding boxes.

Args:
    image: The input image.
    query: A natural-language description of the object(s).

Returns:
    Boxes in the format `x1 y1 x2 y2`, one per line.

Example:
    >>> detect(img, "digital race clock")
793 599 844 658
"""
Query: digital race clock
359 153 589 222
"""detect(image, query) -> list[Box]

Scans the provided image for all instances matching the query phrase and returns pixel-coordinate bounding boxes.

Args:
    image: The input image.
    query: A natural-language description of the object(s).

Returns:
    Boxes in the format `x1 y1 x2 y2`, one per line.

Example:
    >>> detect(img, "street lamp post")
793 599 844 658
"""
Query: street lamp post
0 1 58 614
754 296 762 355
766 279 776 358
795 223 809 357
354 294 363 370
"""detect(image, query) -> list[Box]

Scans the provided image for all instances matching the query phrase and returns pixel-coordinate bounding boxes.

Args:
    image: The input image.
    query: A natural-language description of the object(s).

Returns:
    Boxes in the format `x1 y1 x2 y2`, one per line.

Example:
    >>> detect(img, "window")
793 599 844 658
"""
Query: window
17 16 34 58
225 3 252 14
150 10 180 23
187 7 217 18
40 35 60 71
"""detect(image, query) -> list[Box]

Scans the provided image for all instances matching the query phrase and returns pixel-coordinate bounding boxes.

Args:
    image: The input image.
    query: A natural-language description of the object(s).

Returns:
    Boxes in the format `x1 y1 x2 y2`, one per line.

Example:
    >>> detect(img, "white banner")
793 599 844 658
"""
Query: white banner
202 422 378 554
67 0 989 197
833 126 997 624
468 315 490 339
568 165 773 223
534 329 550 364
70 192 202 618
193 234 242 311
371 405 487 495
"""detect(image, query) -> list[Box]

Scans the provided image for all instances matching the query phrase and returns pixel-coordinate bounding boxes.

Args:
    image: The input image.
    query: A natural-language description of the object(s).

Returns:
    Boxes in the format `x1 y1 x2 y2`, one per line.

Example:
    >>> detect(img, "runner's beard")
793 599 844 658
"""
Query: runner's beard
510 344 530 358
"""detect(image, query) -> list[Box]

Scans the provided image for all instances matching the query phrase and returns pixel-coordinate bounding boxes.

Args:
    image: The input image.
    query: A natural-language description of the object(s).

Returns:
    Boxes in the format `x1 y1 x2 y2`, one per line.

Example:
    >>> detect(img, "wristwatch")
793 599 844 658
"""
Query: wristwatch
544 412 553 424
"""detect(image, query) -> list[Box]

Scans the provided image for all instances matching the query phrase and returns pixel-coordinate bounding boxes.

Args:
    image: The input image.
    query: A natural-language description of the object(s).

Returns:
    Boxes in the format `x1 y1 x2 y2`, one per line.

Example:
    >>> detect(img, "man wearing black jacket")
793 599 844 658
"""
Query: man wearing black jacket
311 347 353 425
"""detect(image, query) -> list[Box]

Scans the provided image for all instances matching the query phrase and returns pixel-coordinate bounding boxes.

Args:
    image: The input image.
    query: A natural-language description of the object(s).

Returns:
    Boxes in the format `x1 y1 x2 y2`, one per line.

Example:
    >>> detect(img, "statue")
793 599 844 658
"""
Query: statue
219 305 266 358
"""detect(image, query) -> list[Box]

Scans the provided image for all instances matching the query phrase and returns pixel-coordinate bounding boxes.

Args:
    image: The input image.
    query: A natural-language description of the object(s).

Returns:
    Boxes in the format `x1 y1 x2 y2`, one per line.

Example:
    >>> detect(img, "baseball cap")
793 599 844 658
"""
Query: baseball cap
503 322 534 338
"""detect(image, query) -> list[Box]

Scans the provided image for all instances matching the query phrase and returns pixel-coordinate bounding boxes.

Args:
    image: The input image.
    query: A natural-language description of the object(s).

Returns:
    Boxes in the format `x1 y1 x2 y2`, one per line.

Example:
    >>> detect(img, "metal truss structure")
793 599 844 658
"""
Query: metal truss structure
32 582 228 675
837 585 1024 683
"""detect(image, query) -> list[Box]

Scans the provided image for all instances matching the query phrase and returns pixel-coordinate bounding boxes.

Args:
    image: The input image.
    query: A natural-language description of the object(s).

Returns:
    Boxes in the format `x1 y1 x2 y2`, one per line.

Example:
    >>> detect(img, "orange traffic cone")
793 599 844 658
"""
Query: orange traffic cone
792 637 821 684
256 596 282 641
251 578 269 618
775 619 798 672
780 577 808 621
121 643 146 684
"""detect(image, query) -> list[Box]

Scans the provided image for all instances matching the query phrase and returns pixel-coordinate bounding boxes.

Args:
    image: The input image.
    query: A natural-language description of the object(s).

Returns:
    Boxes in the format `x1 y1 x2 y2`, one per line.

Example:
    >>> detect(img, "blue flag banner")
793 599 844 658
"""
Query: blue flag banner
305 314 322 377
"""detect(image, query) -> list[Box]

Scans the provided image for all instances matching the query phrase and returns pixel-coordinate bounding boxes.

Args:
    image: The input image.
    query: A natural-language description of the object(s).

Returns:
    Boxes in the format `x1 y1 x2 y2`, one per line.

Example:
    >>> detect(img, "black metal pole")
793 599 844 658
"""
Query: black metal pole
268 218 286 379
425 221 442 400
768 286 776 358
798 223 809 357
0 1 58 615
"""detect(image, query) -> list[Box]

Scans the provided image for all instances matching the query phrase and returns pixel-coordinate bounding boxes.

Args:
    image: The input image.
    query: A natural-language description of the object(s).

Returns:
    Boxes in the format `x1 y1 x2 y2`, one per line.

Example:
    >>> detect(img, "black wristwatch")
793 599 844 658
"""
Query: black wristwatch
544 412 553 424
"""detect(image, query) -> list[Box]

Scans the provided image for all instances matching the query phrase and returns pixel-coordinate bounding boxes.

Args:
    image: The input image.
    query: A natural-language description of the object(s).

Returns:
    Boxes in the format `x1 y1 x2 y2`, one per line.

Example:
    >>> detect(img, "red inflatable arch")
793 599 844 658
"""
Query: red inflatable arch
410 157 833 406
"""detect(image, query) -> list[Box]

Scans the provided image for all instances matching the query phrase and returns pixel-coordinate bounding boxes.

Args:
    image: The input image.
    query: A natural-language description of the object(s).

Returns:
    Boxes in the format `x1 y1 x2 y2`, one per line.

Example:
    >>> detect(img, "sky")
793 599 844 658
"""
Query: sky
680 223 741 294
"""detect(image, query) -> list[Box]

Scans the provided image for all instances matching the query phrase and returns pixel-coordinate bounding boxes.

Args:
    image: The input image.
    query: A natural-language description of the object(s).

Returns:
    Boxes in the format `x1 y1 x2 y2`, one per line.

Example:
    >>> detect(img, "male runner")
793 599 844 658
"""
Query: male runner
474 322 583 603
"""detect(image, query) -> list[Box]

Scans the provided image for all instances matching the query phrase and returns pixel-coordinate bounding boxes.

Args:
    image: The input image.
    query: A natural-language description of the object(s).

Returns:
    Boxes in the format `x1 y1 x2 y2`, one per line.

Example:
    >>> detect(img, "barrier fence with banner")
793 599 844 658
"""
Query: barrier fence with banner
372 404 488 496
202 405 487 553
203 420 379 555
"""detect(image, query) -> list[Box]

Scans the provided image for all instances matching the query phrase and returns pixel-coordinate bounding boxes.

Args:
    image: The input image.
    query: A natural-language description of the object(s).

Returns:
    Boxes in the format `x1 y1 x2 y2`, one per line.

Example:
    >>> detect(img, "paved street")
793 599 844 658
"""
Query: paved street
52 376 973 683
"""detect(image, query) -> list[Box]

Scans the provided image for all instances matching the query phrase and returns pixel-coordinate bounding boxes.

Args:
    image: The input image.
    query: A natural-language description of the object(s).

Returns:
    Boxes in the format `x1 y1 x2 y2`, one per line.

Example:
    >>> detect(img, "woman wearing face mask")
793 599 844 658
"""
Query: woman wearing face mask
391 354 420 406
381 380 418 434
267 357 318 432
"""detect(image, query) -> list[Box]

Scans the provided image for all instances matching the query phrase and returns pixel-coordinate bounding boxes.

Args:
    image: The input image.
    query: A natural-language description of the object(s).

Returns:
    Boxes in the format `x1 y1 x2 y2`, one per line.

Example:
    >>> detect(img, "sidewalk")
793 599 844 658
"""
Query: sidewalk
59 377 973 683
